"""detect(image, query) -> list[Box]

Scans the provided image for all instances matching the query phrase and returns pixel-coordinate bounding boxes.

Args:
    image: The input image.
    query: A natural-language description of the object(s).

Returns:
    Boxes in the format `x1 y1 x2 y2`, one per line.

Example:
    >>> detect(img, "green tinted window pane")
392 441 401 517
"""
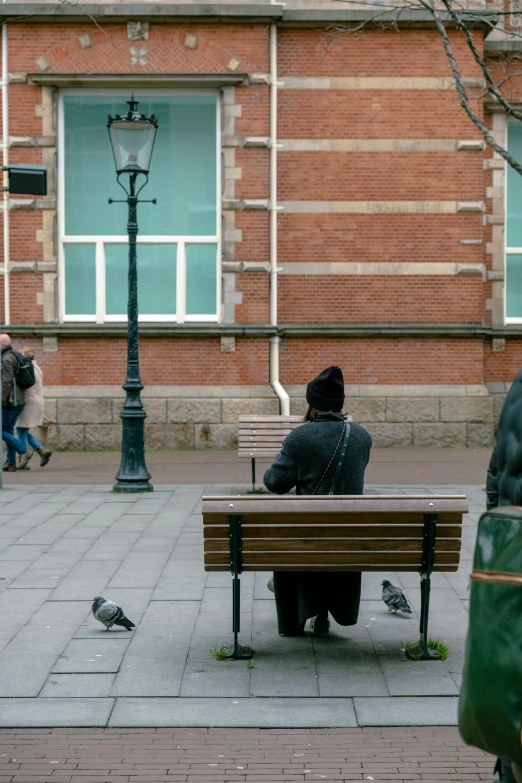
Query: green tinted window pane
507 123 522 247
64 244 95 315
506 255 522 317
186 244 217 315
64 95 217 237
105 244 177 316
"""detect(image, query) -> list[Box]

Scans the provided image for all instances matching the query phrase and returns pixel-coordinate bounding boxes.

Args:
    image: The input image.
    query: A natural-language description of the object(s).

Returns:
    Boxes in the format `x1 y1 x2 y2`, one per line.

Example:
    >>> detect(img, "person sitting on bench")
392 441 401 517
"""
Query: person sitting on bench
263 365 372 636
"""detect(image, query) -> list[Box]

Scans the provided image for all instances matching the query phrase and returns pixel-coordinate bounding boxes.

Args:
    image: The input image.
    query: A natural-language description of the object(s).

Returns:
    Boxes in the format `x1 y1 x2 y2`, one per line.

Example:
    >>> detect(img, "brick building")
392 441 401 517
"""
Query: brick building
0 0 517 450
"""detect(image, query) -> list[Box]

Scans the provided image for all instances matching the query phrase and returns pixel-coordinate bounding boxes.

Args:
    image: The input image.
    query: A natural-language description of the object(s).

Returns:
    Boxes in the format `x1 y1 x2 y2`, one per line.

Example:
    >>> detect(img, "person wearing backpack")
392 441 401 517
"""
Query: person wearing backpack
1 333 31 471
15 346 52 469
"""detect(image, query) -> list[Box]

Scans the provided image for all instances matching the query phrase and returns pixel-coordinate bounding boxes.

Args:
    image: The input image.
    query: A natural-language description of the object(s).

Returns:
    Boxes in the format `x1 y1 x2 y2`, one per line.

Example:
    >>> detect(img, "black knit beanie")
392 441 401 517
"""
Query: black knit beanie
306 366 345 412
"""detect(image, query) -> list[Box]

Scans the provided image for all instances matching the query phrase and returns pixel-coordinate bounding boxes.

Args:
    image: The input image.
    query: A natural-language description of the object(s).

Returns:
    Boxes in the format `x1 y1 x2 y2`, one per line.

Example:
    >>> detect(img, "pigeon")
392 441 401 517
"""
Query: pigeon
92 596 135 632
381 580 412 614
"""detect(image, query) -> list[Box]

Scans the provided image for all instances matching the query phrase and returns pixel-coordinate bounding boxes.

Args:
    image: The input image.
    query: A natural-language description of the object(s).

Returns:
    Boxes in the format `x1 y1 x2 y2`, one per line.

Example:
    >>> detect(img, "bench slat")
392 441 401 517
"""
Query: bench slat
203 511 463 526
238 450 281 457
204 538 461 553
202 497 468 513
239 416 302 422
204 564 460 573
238 424 302 431
203 523 464 539
204 551 460 566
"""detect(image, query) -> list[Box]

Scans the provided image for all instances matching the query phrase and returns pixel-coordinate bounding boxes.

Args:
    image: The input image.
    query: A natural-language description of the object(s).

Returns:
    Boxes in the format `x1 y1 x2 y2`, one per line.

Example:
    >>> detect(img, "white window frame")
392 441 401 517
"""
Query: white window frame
505 117 521 324
57 88 221 324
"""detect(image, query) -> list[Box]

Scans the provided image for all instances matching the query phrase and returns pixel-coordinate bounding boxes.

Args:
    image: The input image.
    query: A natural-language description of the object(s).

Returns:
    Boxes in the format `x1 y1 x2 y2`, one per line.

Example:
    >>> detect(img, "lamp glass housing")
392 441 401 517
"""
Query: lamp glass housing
108 99 158 175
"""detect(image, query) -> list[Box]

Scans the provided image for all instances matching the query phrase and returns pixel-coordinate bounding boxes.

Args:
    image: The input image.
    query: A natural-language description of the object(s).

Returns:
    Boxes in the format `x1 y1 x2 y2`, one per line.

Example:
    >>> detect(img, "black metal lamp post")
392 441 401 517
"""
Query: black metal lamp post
107 97 158 493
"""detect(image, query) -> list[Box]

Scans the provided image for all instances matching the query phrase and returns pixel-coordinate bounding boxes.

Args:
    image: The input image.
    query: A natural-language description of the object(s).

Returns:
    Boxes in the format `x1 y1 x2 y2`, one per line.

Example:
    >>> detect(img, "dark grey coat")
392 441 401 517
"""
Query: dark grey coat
263 412 372 634
486 369 522 510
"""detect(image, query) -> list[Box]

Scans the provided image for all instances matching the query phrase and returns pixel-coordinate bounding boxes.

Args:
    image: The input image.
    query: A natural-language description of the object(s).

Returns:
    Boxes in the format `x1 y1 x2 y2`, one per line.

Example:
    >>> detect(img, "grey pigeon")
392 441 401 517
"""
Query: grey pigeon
381 580 412 614
92 596 135 632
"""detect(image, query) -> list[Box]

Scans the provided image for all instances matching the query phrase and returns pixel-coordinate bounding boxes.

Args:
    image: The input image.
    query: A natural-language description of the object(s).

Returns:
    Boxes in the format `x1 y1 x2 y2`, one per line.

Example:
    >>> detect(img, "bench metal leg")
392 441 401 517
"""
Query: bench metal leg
227 514 252 660
247 458 264 494
407 513 440 661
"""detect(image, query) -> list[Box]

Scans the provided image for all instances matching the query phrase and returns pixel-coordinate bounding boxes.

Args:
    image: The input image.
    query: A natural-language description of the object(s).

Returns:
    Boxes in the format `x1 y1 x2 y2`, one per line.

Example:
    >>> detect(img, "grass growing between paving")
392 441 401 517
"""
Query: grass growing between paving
210 645 229 661
403 638 449 660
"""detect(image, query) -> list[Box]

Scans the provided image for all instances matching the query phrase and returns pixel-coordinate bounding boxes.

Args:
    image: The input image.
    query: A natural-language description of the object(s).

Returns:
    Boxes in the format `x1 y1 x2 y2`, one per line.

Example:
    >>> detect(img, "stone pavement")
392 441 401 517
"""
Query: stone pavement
1 449 491 488
0 482 484 728
0 726 493 783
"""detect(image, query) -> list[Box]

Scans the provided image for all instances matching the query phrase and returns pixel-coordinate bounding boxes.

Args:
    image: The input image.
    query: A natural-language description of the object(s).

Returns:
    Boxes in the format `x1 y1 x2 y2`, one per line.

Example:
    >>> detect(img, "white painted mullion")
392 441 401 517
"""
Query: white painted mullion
96 240 106 324
177 240 186 323
216 239 221 322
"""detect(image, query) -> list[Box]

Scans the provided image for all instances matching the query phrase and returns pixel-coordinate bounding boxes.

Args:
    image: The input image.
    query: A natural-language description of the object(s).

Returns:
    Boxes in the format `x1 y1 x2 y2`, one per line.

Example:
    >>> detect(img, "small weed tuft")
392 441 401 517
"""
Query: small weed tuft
246 660 255 670
210 645 229 661
402 638 449 661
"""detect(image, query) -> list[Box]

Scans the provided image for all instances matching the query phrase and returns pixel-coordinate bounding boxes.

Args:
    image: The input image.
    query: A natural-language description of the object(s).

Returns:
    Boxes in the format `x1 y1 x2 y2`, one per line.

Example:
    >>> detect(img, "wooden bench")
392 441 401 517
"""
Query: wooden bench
202 493 468 660
238 414 352 492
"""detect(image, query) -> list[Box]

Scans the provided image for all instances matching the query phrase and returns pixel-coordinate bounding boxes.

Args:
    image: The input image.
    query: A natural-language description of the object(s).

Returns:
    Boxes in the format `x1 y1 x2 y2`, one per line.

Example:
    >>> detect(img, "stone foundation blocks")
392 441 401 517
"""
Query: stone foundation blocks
440 397 493 423
57 399 112 425
363 423 413 448
413 423 467 448
145 424 194 451
386 397 440 423
222 398 279 423
167 399 221 424
195 423 238 450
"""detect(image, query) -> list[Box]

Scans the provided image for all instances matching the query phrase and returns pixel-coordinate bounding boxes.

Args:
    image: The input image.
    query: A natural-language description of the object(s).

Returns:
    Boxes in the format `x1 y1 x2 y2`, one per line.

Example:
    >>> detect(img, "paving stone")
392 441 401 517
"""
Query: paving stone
378 657 459 696
109 601 200 697
354 696 459 725
49 561 121 600
0 698 114 727
312 637 389 697
0 588 53 653
180 643 251 697
107 552 170 589
40 674 116 697
53 639 131 673
109 697 358 727
0 544 49 560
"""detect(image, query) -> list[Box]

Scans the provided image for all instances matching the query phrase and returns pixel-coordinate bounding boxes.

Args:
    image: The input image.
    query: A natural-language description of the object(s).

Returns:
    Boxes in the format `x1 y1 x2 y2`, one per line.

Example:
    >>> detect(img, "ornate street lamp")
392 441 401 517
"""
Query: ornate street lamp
107 97 158 493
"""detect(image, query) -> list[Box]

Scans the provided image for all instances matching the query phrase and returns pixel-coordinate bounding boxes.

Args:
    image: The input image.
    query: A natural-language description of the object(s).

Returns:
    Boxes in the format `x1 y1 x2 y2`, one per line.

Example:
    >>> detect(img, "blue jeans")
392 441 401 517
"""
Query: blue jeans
16 427 42 454
2 405 26 465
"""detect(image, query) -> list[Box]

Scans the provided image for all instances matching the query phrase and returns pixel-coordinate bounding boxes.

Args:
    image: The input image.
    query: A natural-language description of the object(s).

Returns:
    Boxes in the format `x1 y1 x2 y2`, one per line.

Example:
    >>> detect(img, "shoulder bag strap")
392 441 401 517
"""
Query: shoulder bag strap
328 422 351 495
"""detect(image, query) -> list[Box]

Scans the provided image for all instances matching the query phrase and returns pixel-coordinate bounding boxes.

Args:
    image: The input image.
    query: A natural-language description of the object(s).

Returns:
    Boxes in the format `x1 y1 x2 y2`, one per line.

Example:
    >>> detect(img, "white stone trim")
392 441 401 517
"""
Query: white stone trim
280 201 484 214
278 262 485 277
280 139 483 152
279 76 484 90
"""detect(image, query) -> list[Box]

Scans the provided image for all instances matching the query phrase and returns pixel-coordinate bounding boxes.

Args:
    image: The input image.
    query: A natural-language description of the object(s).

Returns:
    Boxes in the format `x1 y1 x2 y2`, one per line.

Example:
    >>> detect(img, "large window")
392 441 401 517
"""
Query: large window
506 121 522 322
58 92 220 322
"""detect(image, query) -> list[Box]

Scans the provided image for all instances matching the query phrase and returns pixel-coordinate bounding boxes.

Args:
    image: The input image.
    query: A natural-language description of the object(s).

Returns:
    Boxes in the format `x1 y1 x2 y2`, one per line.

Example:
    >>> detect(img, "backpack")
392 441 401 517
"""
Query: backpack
458 507 522 769
12 349 35 390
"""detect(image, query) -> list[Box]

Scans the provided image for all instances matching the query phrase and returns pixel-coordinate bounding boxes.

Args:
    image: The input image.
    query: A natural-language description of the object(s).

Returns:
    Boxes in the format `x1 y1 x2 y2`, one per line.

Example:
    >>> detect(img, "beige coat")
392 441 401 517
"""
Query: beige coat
16 362 44 428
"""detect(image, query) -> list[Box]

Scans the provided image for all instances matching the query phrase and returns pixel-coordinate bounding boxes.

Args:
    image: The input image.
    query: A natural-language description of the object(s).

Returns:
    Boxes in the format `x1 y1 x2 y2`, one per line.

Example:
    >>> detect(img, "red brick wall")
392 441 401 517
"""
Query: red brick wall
485 341 522 383
280 337 484 385
278 276 484 324
27 337 269 386
0 274 44 324
278 214 484 265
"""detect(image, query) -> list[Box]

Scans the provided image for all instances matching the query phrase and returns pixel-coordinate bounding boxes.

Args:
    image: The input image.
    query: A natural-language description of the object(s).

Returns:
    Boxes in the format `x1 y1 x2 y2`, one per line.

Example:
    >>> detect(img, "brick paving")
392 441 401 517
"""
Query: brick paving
0 727 493 783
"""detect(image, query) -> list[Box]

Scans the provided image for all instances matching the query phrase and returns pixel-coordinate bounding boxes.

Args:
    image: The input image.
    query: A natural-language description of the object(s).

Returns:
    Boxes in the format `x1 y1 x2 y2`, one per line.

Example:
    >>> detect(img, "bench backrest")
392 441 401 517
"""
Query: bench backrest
202 494 468 573
238 415 303 459
237 414 352 459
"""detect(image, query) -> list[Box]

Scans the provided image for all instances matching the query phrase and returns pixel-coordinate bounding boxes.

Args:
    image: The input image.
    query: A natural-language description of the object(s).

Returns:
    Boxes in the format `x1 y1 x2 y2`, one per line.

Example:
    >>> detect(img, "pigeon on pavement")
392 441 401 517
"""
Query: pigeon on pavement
92 596 135 632
381 580 413 614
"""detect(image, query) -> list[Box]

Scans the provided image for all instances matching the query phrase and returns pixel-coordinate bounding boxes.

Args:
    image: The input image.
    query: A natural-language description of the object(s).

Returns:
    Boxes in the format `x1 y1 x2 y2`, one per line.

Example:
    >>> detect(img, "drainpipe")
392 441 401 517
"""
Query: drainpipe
2 22 10 327
269 22 290 415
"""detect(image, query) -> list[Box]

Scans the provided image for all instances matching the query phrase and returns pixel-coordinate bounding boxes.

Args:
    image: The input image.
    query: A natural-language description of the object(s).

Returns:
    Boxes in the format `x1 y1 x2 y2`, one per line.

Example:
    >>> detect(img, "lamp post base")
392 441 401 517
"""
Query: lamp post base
113 396 153 494
113 479 153 493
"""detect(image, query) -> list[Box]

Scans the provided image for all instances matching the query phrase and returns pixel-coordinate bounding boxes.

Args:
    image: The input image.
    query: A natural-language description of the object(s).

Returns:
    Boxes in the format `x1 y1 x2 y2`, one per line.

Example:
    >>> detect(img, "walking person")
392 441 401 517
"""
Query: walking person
484 369 522 783
1 333 30 472
15 346 52 469
263 365 372 636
